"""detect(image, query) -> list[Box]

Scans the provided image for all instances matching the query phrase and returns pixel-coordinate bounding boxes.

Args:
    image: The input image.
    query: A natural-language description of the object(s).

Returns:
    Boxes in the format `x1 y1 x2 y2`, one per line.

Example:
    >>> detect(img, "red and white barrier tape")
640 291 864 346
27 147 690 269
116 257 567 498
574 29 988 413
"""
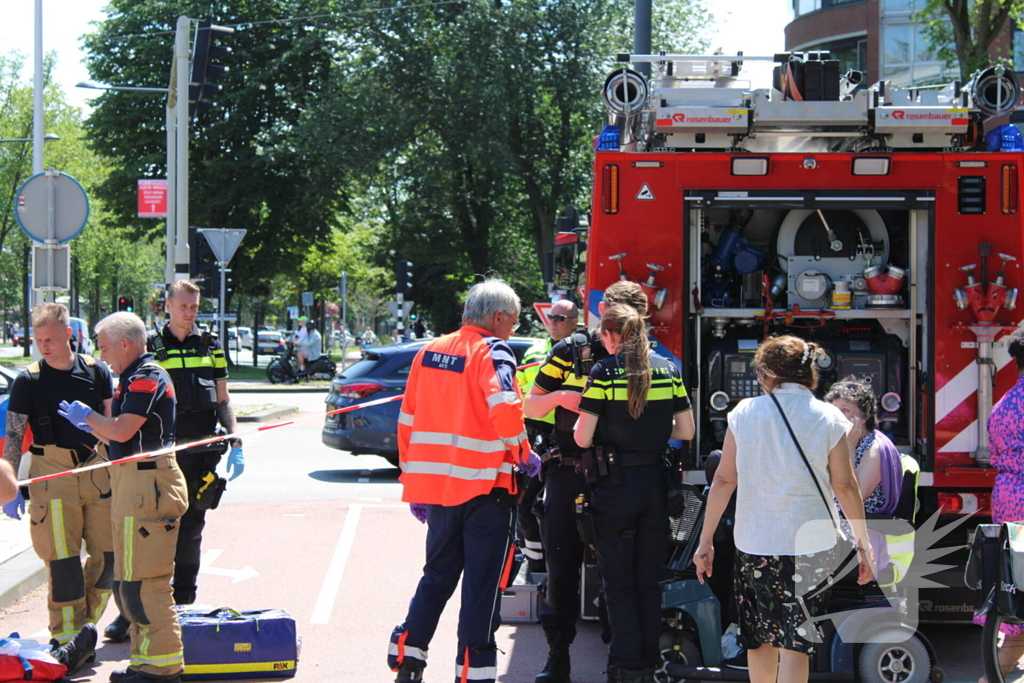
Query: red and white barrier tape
17 358 545 486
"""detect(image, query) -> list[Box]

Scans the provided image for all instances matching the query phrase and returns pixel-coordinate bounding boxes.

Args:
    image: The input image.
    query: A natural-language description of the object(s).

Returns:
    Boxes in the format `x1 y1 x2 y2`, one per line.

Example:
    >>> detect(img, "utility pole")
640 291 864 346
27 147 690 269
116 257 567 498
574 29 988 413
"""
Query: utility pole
634 0 652 78
174 15 191 281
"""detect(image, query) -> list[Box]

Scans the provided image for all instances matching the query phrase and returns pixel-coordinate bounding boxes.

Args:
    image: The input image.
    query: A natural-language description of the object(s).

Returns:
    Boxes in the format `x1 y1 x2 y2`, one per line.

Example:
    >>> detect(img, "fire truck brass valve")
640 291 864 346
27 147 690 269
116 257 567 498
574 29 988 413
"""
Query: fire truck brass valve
609 253 628 280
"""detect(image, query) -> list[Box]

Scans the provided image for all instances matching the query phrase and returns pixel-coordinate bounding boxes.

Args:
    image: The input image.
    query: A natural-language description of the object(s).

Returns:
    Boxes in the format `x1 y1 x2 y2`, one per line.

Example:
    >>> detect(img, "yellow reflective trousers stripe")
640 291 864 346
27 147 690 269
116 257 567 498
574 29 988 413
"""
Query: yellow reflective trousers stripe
123 516 135 581
131 650 184 667
50 499 69 559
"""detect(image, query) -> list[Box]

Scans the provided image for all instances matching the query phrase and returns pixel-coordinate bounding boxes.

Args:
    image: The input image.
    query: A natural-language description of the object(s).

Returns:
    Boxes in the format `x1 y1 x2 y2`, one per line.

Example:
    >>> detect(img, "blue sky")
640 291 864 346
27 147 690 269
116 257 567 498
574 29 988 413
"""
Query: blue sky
0 0 792 112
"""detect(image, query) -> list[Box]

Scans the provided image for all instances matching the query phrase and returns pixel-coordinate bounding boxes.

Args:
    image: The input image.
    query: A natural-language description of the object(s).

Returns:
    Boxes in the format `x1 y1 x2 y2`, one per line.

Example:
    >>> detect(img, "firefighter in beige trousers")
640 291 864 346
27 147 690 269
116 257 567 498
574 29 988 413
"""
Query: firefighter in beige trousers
3 303 115 645
60 311 188 683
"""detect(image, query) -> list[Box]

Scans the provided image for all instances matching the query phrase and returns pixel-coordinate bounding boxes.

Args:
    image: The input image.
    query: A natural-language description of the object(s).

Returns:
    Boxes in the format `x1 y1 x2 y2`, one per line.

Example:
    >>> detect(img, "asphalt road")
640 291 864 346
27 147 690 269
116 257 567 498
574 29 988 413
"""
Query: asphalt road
0 392 995 681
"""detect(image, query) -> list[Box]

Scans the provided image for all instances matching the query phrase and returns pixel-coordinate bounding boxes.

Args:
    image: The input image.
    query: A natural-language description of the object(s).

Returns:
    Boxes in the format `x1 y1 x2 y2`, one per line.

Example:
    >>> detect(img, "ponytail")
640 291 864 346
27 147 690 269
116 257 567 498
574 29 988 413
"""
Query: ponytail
601 304 651 419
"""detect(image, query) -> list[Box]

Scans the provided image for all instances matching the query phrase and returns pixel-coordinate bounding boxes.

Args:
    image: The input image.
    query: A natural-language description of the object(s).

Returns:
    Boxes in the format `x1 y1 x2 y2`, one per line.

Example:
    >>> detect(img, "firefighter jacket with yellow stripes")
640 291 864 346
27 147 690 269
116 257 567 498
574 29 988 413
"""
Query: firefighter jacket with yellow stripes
516 338 555 426
398 325 530 506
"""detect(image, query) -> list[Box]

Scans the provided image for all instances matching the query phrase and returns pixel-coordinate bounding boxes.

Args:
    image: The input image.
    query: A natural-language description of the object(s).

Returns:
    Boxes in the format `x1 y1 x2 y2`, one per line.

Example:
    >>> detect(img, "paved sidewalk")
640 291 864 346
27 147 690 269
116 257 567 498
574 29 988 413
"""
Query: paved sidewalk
0 514 44 612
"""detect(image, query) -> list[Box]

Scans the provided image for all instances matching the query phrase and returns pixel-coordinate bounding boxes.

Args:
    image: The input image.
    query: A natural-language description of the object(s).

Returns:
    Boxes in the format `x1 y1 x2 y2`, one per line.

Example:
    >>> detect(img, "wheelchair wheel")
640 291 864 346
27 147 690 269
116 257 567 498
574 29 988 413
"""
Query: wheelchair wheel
656 631 702 683
857 628 930 683
983 609 1006 683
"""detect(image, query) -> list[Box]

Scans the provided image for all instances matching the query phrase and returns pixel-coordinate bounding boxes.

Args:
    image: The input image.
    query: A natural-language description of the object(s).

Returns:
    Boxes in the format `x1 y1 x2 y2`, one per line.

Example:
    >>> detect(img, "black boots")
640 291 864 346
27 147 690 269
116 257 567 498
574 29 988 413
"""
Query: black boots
50 623 98 677
105 614 131 642
535 629 572 683
109 671 181 683
394 657 426 682
606 666 645 683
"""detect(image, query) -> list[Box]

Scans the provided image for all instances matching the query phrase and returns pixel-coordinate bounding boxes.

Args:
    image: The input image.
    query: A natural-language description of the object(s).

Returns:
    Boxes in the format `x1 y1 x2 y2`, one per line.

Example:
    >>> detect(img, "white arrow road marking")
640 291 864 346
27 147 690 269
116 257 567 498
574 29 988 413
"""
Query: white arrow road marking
199 549 260 583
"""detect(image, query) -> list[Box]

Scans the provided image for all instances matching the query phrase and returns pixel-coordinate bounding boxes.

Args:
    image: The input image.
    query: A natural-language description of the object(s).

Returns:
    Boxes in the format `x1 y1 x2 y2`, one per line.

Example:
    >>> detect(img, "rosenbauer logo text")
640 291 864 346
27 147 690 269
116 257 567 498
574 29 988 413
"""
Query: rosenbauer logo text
891 110 954 120
658 112 733 125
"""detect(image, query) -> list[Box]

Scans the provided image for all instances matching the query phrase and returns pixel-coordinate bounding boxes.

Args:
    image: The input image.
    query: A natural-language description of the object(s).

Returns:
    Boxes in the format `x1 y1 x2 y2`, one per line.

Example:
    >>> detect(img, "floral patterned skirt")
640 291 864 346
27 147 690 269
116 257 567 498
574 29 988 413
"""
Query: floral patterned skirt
733 546 839 654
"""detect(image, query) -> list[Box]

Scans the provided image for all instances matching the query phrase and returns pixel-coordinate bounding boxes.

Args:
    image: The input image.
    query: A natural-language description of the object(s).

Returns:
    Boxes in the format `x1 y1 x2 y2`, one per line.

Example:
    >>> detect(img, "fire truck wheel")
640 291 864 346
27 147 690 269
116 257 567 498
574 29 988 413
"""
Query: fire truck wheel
858 629 930 683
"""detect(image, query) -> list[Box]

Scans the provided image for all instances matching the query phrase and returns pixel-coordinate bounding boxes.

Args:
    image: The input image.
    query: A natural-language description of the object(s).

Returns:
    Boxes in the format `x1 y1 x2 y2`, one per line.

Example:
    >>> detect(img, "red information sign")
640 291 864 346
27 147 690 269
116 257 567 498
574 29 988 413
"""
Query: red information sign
137 179 168 218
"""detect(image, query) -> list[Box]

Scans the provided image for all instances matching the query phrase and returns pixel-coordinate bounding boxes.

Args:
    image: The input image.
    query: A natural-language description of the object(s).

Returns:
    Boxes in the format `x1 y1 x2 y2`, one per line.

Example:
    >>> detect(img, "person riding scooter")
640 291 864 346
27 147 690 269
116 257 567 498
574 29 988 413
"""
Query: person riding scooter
296 320 322 373
267 324 335 384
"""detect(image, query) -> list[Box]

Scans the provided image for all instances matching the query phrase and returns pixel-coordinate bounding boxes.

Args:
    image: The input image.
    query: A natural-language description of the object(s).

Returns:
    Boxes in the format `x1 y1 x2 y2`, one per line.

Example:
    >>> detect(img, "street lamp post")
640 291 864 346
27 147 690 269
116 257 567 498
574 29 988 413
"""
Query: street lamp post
76 80 175 287
0 133 60 144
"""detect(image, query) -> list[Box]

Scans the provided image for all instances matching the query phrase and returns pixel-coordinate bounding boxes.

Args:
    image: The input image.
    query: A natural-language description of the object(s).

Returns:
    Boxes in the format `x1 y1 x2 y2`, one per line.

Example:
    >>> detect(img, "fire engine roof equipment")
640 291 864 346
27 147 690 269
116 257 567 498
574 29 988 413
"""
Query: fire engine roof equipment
603 52 1022 153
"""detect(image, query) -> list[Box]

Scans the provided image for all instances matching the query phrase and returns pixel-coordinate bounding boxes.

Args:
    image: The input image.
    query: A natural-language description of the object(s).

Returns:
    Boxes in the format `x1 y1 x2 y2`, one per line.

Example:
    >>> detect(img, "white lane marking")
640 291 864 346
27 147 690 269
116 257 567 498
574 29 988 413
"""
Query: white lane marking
310 504 363 625
358 469 371 483
199 549 260 583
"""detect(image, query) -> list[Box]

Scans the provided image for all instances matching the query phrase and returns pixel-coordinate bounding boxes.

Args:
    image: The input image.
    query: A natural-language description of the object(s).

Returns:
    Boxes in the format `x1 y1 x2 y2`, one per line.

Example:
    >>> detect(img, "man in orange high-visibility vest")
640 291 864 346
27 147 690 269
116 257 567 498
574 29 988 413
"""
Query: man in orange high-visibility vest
388 279 540 683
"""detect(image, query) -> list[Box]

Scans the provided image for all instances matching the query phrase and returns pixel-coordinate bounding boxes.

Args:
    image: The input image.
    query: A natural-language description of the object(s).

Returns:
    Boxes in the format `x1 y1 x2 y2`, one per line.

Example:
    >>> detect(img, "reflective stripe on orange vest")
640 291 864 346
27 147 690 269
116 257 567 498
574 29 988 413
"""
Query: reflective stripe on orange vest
398 325 529 506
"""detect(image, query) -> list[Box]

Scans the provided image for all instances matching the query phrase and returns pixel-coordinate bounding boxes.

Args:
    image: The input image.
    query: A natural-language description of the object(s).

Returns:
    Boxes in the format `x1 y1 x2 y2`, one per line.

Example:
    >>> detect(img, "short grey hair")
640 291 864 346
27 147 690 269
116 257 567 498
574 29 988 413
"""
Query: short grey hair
463 279 520 326
95 312 147 348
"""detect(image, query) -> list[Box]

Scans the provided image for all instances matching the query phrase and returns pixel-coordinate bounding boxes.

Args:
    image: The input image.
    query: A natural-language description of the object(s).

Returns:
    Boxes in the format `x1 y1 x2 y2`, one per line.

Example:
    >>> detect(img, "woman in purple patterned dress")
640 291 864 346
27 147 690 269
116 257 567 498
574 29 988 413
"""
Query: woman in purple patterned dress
977 327 1024 683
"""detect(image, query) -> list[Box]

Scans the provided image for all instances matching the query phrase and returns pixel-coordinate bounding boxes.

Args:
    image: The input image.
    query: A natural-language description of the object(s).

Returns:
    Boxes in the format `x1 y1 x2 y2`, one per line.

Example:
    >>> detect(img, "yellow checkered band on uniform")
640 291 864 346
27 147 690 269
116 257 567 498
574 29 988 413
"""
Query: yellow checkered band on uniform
156 348 227 370
184 661 296 674
582 375 684 403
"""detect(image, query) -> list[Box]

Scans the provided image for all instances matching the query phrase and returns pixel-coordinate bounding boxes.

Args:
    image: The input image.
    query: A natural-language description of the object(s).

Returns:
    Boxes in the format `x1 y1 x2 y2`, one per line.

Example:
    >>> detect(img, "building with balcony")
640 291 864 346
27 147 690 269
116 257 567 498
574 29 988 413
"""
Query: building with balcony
785 0 1019 88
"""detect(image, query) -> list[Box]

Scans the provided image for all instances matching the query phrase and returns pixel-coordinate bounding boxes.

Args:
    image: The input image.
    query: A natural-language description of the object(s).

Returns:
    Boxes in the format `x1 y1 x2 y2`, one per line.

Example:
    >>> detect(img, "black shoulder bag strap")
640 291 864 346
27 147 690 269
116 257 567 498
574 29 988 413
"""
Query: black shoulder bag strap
26 361 56 446
769 393 846 541
78 354 106 412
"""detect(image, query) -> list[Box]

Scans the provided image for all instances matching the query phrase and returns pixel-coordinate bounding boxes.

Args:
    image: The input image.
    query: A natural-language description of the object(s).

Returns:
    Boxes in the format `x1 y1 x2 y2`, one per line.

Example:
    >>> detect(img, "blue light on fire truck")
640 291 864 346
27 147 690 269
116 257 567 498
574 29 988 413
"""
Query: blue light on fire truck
986 124 1024 152
597 125 621 150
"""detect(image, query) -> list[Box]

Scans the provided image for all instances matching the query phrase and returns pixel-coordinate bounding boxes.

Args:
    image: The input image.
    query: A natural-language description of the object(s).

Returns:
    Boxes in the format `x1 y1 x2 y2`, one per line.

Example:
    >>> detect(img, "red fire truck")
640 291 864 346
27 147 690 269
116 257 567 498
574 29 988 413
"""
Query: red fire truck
556 51 1024 621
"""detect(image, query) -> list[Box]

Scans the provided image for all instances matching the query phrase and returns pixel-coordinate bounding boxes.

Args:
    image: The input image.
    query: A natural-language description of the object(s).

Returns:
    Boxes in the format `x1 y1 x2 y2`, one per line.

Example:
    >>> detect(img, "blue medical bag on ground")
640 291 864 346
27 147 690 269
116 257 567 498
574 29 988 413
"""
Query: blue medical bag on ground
176 607 299 680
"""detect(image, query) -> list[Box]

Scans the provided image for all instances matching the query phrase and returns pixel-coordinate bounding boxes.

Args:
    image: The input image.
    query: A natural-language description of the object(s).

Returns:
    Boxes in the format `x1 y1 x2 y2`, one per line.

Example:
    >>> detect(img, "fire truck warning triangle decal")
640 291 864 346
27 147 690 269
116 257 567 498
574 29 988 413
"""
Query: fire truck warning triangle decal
636 184 655 201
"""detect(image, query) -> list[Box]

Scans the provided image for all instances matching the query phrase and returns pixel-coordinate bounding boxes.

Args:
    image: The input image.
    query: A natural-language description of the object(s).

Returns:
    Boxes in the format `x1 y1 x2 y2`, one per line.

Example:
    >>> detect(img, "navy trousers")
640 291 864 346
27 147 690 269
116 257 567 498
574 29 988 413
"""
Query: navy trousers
592 466 668 670
389 495 516 683
538 464 588 638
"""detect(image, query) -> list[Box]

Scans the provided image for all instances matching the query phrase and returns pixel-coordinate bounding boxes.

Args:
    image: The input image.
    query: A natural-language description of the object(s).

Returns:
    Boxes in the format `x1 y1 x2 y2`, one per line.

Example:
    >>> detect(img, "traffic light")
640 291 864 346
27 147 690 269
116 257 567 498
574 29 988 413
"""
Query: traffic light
189 227 220 299
395 260 414 295
117 296 135 312
189 20 235 118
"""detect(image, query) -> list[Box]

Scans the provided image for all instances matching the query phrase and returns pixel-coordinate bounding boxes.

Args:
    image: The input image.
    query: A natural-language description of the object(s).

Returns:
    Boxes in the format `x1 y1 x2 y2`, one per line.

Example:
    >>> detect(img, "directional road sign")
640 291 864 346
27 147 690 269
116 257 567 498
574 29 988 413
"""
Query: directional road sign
387 301 415 318
197 228 246 264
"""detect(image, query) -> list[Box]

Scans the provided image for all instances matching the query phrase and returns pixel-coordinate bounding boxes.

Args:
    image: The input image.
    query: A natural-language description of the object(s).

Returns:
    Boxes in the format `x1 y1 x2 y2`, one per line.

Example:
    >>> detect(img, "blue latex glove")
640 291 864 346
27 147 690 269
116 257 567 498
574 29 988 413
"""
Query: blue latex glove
409 503 429 524
226 447 244 481
2 491 25 521
76 421 94 434
520 450 542 478
57 400 94 429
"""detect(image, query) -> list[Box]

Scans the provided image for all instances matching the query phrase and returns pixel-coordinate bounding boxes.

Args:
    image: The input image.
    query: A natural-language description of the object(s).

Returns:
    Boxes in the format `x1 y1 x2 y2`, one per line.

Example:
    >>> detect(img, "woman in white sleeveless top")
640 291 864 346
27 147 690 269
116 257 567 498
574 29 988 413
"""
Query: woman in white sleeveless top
693 335 875 683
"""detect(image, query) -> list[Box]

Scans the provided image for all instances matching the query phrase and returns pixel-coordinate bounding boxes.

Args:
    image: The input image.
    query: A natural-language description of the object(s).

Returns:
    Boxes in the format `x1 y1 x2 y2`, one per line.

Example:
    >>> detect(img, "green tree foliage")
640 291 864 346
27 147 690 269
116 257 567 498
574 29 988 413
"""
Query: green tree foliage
83 0 346 305
293 0 709 331
917 0 1024 80
0 50 163 348
84 0 710 334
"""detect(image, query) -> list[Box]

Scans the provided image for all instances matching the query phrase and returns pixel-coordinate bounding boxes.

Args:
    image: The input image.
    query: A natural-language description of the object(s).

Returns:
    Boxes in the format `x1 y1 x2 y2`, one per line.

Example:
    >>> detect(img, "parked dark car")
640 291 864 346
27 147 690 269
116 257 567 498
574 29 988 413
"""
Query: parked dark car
255 331 286 356
322 336 541 467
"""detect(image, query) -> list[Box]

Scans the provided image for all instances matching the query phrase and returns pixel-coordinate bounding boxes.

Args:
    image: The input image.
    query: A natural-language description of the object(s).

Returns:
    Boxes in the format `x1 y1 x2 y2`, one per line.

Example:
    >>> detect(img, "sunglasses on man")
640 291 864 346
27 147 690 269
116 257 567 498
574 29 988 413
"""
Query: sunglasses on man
549 314 577 322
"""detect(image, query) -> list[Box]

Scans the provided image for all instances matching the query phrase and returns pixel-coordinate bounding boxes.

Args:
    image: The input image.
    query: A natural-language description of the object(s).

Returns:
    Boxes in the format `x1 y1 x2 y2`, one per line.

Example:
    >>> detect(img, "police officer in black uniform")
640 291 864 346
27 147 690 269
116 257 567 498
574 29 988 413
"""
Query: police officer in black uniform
104 280 245 642
524 282 649 683
574 303 694 683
